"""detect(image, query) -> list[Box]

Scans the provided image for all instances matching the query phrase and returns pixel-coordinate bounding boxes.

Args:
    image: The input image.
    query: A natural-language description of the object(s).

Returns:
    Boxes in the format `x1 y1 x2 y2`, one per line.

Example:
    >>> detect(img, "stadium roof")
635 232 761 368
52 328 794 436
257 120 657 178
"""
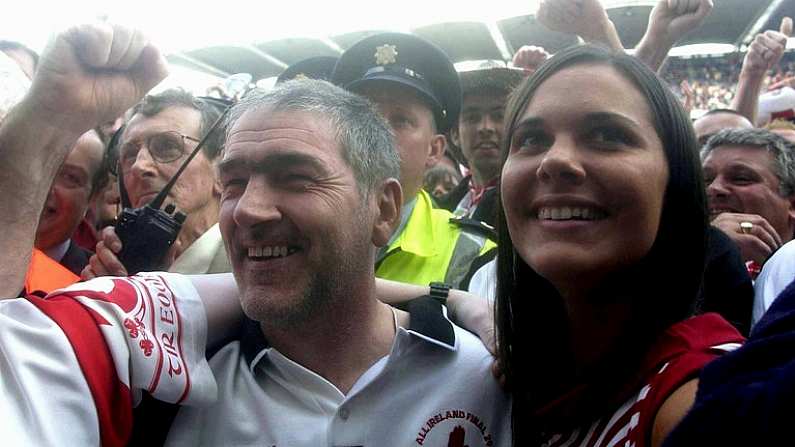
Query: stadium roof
165 0 793 82
1 0 791 87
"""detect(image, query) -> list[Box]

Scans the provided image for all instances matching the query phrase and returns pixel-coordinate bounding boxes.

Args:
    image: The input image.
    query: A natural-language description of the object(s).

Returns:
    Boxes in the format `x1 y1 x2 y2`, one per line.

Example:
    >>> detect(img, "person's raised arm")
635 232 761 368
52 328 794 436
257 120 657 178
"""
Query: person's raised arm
512 45 551 74
769 76 795 91
732 17 792 125
537 0 624 51
0 23 167 298
634 0 714 72
680 79 695 116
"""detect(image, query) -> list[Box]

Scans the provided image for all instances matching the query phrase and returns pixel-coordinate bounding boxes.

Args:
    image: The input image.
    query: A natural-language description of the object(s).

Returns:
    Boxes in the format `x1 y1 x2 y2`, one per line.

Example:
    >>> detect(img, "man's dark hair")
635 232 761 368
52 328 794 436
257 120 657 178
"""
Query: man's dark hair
463 83 511 99
459 67 525 100
132 89 225 160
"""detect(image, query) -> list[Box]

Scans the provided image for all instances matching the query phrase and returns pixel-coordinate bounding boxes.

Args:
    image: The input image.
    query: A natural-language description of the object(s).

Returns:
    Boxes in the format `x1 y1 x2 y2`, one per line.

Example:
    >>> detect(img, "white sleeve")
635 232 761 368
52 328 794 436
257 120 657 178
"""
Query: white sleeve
0 298 100 446
54 272 217 406
0 272 217 446
468 258 497 302
753 240 795 326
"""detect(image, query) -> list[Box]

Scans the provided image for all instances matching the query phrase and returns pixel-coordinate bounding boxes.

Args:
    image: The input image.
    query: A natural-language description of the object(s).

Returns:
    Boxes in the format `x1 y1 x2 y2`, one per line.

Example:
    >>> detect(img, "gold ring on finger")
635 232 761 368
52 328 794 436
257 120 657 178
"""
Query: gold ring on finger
740 221 754 234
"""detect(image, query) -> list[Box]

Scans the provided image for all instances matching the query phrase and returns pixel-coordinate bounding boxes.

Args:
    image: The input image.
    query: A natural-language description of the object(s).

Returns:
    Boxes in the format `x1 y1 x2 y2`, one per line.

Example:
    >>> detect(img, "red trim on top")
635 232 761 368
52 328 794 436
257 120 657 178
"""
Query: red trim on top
637 313 745 445
641 313 745 375
27 294 133 447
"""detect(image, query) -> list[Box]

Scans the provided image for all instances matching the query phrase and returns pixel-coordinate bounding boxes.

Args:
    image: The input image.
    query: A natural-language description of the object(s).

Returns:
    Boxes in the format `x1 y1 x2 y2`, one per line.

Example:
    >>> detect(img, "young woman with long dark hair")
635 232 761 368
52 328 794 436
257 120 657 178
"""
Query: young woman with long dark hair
495 45 744 446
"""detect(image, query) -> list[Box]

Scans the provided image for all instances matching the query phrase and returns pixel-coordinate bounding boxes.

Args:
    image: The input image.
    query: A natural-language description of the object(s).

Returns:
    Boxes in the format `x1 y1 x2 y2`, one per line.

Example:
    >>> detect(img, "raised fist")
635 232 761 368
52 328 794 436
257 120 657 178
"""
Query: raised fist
512 45 551 73
647 0 714 45
742 17 792 77
27 22 168 135
537 0 623 50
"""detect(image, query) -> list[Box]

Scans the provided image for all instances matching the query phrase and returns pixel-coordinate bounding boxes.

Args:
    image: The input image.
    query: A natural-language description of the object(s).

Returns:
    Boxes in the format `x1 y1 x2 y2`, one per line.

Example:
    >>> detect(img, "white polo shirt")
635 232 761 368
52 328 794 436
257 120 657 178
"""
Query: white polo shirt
166 298 511 446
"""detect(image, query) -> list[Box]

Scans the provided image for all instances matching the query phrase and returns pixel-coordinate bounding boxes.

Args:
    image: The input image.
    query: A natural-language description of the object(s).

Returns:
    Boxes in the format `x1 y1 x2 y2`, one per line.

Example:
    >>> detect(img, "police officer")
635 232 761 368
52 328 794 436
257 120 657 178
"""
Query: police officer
332 32 495 288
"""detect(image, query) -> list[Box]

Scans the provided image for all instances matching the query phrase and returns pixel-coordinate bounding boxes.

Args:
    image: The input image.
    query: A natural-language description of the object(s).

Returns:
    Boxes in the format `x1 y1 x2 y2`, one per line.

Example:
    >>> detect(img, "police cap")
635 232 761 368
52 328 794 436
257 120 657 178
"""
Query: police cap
332 32 461 133
276 56 339 84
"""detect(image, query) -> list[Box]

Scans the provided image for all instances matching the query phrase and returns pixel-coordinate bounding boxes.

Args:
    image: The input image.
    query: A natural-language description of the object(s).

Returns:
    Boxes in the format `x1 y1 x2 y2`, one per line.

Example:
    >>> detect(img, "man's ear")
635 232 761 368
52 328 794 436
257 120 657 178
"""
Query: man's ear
424 134 447 170
372 178 403 248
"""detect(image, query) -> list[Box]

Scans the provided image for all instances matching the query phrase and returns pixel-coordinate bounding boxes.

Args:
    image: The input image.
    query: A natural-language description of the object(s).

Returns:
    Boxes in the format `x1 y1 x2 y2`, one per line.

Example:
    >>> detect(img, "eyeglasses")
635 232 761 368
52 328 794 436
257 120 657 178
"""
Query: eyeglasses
118 131 201 173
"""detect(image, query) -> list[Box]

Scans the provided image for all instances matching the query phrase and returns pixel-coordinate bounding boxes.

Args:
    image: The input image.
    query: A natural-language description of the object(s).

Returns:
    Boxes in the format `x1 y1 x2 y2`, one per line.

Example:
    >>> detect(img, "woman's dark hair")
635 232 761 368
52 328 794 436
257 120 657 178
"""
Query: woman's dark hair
495 44 707 443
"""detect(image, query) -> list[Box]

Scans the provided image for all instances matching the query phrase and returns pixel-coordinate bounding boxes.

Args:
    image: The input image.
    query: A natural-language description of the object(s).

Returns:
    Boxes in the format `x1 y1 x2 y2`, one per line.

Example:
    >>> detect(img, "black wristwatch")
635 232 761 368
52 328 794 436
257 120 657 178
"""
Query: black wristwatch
429 282 451 306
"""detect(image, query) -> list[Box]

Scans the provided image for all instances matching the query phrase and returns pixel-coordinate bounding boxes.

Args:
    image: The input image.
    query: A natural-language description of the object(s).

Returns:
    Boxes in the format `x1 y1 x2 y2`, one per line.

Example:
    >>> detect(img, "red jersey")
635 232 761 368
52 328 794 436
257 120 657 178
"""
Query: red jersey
540 313 744 447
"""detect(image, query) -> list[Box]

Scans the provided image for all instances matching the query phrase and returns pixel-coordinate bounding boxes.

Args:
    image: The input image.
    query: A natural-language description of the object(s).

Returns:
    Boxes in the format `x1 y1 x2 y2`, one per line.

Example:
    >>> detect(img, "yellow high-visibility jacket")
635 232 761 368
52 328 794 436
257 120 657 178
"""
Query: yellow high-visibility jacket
376 190 496 287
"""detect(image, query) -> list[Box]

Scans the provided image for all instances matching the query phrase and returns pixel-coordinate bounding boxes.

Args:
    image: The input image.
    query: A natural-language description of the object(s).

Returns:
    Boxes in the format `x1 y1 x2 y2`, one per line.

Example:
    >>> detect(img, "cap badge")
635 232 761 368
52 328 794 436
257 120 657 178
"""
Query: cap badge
293 73 309 81
374 44 398 65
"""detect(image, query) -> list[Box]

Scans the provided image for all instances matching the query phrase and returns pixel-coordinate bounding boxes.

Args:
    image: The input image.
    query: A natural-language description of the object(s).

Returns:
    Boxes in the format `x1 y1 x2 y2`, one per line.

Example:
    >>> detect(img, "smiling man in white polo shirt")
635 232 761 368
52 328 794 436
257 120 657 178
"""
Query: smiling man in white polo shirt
164 79 510 446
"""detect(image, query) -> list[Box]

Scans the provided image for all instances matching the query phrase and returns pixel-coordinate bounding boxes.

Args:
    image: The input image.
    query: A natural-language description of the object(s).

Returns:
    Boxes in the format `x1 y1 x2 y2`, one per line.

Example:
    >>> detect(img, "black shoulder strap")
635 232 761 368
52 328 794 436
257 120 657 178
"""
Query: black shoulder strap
459 246 498 291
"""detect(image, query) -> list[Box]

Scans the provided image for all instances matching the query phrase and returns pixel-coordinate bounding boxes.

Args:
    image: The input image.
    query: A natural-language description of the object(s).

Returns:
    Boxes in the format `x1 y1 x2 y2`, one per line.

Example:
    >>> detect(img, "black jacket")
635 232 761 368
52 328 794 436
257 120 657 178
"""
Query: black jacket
59 240 92 276
664 277 795 447
436 176 499 228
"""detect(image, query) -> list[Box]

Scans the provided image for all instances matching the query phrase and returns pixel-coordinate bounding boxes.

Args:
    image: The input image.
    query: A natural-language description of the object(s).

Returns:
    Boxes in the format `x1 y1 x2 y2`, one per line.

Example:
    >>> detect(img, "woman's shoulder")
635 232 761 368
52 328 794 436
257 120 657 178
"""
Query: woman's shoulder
540 315 745 447
635 314 745 445
638 314 744 411
642 313 745 378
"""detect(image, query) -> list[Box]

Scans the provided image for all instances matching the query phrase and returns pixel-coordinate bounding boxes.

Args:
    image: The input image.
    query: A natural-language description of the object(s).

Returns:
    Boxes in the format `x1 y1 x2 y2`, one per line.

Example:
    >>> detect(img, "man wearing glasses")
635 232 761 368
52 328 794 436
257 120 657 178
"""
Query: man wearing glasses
99 89 231 275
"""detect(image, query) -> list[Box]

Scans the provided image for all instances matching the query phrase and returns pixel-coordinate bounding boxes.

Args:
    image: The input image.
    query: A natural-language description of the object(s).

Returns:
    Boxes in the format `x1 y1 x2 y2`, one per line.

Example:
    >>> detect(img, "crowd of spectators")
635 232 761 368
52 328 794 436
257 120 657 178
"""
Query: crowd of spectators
662 52 795 113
